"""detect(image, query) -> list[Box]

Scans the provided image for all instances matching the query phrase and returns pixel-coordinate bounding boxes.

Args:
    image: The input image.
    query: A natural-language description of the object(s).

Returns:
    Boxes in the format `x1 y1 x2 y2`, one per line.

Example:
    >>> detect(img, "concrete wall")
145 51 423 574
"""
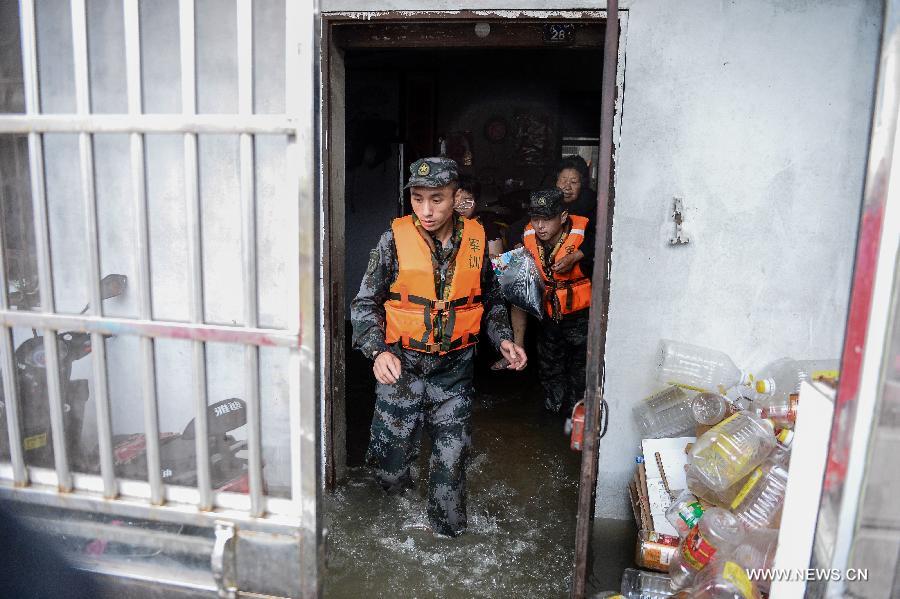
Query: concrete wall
597 0 882 518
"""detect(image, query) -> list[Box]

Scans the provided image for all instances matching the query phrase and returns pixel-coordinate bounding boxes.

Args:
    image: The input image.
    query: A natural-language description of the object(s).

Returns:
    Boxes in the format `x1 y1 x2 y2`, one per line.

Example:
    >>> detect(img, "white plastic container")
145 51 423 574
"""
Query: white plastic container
732 528 779 593
620 568 675 598
687 412 776 493
633 385 696 439
729 461 789 531
691 393 729 426
657 340 751 394
668 507 744 590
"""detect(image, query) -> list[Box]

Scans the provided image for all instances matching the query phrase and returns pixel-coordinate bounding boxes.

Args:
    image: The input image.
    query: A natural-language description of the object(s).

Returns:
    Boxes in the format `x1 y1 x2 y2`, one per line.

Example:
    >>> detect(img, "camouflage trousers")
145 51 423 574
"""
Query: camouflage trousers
366 346 475 537
537 310 589 415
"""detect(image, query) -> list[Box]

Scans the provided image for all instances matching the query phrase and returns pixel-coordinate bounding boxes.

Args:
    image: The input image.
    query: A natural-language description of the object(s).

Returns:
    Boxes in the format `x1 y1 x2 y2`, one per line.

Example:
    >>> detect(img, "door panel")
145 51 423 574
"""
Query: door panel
0 1 319 596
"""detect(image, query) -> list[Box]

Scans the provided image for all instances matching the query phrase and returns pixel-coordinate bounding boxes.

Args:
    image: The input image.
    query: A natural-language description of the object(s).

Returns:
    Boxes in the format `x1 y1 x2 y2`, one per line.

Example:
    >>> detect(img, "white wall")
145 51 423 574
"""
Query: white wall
597 0 882 519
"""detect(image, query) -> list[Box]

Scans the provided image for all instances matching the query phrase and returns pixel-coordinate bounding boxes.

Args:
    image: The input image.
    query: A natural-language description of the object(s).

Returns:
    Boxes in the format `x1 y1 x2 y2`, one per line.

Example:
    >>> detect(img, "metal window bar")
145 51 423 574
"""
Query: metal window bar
123 0 163 506
1 0 309 525
178 0 213 511
287 0 320 557
20 0 70 491
71 0 117 499
236 0 265 517
0 114 298 135
0 219 26 486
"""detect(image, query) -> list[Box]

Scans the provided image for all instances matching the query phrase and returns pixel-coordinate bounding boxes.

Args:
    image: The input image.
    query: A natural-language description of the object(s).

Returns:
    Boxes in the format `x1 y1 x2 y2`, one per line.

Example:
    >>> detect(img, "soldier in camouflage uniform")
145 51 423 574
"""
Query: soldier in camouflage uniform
521 189 594 429
351 157 527 537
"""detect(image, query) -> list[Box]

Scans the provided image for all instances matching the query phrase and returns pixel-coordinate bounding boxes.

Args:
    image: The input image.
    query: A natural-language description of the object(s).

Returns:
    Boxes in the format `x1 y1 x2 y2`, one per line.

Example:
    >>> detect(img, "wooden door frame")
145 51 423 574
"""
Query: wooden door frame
320 11 627 595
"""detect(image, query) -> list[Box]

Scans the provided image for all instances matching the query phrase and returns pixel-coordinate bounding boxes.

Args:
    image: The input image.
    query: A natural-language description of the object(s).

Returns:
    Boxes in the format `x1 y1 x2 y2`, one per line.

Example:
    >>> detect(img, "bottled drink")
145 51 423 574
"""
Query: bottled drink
687 412 776 492
657 340 751 394
620 568 675 598
689 556 763 599
732 528 779 593
665 490 705 538
668 507 744 590
633 386 696 438
692 393 729 426
729 461 789 530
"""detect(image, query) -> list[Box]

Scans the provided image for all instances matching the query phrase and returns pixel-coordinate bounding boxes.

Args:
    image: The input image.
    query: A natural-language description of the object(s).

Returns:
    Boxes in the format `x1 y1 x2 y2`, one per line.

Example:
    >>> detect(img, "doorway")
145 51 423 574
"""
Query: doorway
322 17 618 597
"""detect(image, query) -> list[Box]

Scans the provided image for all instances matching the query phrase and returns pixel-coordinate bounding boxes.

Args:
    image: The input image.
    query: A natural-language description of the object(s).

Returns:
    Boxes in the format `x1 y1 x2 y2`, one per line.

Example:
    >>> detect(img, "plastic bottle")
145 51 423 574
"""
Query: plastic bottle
754 358 840 403
685 470 742 508
729 461 789 531
686 412 776 492
692 393 729 426
795 359 840 382
767 427 793 467
689 556 763 599
657 340 752 394
665 490 705 538
620 568 675 598
732 528 779 593
668 507 744 590
633 386 696 439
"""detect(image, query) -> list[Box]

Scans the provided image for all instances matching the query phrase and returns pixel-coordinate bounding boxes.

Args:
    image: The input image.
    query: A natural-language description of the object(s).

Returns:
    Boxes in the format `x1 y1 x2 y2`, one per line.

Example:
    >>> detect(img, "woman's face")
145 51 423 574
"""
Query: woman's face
556 168 582 204
454 189 477 218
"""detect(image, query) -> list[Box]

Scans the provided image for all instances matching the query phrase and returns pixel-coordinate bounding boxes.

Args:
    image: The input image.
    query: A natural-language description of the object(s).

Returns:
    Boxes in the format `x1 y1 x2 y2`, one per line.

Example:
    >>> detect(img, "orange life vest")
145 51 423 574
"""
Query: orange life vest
523 214 592 319
384 215 485 354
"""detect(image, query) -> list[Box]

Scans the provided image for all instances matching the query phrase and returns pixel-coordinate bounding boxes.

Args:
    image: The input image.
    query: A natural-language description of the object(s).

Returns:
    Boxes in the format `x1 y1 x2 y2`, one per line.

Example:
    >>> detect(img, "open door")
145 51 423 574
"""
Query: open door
0 1 320 596
573 1 619 597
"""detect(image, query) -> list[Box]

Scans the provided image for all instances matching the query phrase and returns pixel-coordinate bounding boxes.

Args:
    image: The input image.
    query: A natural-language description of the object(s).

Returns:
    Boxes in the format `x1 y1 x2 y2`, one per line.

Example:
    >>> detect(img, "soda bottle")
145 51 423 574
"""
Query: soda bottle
689 555 763 599
665 490 705 538
731 528 779 593
620 568 675 598
687 412 776 492
633 386 696 439
657 340 752 394
668 507 744 590
729 461 789 531
692 393 729 426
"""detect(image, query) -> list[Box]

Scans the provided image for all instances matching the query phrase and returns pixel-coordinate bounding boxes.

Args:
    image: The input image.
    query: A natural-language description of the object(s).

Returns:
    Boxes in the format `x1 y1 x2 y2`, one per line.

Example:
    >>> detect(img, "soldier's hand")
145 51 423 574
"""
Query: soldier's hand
551 250 584 274
499 339 528 371
373 351 402 385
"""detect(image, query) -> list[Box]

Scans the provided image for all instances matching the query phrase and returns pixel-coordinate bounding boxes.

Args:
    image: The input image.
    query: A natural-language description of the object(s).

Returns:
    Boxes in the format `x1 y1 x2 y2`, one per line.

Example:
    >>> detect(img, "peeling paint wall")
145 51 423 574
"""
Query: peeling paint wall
598 0 882 519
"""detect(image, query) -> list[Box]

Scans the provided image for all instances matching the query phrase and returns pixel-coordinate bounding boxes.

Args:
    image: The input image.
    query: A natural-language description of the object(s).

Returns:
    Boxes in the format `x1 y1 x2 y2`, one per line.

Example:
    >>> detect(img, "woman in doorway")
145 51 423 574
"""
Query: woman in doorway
492 156 597 376
454 175 505 258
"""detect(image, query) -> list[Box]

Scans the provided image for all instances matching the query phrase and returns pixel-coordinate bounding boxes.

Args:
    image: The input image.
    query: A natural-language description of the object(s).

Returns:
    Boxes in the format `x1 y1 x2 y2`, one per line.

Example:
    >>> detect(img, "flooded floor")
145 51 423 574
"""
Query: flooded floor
324 363 583 598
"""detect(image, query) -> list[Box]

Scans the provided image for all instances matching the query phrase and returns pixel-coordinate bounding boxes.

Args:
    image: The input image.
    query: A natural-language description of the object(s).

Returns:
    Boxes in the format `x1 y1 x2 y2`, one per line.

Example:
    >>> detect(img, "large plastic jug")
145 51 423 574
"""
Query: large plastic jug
657 340 751 394
687 412 776 492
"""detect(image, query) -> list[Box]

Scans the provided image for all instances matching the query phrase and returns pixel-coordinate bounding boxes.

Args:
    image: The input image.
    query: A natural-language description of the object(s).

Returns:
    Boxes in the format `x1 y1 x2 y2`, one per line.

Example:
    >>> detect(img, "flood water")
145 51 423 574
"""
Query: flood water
323 366 583 598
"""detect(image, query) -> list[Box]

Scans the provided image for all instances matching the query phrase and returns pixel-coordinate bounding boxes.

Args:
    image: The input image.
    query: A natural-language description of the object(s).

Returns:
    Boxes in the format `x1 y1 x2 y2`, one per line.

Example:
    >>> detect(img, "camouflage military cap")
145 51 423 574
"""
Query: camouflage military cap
405 157 459 189
527 188 565 218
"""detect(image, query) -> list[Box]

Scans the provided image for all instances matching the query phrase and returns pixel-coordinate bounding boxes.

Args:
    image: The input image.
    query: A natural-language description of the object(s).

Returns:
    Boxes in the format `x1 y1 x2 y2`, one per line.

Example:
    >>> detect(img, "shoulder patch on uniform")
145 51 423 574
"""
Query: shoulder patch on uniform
366 248 379 274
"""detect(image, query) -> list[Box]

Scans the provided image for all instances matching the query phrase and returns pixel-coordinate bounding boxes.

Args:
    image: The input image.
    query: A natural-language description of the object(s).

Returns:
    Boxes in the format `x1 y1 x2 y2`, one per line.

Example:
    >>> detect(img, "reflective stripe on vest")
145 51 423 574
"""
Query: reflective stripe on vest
523 214 592 318
384 215 485 354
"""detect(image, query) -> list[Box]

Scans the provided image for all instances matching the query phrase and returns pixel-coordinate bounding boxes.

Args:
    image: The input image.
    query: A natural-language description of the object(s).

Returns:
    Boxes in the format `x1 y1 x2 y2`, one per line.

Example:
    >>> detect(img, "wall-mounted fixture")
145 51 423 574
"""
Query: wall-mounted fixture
669 197 690 245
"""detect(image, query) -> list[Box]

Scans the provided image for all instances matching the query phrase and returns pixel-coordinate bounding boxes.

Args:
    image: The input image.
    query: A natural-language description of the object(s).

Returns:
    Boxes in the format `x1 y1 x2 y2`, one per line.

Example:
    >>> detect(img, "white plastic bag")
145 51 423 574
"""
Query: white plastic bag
491 247 545 319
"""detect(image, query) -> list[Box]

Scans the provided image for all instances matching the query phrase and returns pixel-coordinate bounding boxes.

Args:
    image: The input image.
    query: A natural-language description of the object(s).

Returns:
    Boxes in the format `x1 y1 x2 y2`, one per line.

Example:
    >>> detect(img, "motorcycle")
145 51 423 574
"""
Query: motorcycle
0 274 127 468
108 397 253 492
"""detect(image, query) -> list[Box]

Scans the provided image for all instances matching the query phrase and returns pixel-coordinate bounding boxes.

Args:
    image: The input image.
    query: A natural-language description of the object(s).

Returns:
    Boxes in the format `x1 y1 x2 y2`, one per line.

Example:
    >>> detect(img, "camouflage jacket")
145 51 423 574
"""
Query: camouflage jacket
351 218 513 360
